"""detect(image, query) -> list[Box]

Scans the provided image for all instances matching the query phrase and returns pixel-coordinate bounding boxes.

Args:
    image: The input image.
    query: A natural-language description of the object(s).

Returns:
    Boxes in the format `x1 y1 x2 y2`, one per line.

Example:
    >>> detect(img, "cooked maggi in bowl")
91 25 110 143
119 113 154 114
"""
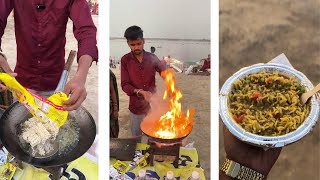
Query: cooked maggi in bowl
219 63 320 148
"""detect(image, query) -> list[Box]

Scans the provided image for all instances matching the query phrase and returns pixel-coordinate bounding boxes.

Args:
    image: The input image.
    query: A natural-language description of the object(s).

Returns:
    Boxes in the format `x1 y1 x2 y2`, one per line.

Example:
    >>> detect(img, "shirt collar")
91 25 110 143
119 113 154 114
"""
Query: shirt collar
130 49 146 62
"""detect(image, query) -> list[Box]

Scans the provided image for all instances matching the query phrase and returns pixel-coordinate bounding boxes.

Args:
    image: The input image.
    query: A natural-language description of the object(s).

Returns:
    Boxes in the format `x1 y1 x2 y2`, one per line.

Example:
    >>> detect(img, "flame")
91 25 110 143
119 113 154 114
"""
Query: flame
154 69 195 139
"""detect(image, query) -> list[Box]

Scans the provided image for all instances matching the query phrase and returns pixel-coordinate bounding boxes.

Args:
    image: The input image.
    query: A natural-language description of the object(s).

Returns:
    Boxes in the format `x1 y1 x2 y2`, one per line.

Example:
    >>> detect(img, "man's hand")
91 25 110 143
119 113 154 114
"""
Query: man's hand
63 55 93 110
140 90 152 102
63 76 87 110
222 126 282 177
0 55 17 91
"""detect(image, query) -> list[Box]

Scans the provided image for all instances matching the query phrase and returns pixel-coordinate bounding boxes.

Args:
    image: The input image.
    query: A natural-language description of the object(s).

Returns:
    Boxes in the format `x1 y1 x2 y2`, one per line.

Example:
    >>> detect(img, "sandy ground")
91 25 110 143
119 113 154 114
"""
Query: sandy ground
220 0 320 179
112 67 211 178
1 15 99 128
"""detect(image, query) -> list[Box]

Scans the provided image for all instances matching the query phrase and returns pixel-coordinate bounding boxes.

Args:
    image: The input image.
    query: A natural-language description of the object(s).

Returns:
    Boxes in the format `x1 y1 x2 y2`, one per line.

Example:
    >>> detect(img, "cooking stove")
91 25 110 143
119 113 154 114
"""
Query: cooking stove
147 140 181 168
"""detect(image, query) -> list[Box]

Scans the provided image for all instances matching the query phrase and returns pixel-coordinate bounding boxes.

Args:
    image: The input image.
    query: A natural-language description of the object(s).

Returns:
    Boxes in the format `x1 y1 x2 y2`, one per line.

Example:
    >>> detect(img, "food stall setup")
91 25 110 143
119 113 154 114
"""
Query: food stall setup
219 53 320 148
110 70 206 180
0 51 97 180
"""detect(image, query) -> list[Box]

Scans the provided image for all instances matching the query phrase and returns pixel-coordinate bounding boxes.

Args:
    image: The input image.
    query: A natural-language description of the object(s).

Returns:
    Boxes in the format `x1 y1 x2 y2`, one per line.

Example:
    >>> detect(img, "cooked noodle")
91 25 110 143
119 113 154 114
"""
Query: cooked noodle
228 71 310 136
20 117 59 156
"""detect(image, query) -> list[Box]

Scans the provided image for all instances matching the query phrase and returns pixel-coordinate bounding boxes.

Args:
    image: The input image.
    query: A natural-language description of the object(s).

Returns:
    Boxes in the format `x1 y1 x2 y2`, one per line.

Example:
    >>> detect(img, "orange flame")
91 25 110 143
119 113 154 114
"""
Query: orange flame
154 69 195 139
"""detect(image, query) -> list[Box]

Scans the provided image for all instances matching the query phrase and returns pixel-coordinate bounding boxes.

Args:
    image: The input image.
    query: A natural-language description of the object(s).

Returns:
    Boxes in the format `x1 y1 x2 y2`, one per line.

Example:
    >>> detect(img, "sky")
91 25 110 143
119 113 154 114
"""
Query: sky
110 0 210 40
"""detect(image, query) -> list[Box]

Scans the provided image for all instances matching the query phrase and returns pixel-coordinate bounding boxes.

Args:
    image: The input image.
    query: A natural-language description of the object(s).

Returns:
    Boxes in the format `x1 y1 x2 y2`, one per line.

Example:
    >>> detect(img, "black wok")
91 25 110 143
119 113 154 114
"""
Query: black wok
0 102 96 167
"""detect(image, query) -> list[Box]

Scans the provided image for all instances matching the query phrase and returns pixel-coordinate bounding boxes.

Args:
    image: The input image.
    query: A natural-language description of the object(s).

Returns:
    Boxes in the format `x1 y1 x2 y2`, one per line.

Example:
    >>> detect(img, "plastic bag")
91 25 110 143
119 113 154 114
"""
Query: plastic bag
0 73 69 127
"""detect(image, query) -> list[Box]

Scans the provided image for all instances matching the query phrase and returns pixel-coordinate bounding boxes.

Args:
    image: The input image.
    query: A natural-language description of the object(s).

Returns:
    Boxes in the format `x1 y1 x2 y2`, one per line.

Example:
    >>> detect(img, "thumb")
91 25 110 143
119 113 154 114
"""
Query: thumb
0 59 16 77
3 67 17 77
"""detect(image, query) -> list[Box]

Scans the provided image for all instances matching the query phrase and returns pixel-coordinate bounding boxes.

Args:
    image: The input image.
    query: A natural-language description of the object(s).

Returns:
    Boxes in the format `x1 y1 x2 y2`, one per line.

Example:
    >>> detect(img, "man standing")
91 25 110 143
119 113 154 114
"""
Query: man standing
0 0 98 110
110 70 119 138
121 25 165 138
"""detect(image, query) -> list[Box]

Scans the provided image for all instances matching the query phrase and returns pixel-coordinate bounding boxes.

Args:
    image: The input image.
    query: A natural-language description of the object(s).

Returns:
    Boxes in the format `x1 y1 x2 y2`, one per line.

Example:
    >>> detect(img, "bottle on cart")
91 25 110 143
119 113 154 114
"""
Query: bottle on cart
164 171 176 180
135 169 150 180
187 171 201 180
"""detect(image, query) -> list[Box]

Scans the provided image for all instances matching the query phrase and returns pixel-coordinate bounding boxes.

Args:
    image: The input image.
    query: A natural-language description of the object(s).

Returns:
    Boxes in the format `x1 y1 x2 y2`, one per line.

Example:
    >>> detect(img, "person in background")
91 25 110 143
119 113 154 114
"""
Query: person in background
88 0 93 11
120 25 165 140
164 55 171 69
200 54 210 72
160 56 167 69
220 126 281 179
110 56 114 68
150 46 156 54
92 2 98 15
110 70 119 138
0 0 98 110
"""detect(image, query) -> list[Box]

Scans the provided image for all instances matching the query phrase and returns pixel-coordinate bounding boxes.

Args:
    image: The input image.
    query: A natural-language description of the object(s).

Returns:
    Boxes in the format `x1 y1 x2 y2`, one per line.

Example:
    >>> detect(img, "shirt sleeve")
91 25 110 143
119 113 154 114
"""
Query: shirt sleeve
154 55 166 74
0 1 13 50
69 0 98 62
121 57 136 96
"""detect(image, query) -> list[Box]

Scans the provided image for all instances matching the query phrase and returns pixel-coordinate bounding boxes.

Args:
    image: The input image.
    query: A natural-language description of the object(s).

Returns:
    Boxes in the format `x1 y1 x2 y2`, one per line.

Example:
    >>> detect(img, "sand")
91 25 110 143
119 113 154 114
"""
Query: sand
220 0 320 179
112 66 211 178
1 15 99 127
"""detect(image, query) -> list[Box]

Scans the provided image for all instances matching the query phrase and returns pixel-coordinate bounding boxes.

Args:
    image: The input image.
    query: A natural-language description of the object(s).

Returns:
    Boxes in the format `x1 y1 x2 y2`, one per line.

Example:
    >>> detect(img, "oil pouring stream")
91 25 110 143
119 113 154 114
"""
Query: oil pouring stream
154 69 195 139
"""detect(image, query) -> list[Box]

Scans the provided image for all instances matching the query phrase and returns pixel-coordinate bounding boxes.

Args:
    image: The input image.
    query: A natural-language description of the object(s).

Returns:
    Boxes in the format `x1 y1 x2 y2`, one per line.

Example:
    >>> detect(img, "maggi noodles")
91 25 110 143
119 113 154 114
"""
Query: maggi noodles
228 71 310 136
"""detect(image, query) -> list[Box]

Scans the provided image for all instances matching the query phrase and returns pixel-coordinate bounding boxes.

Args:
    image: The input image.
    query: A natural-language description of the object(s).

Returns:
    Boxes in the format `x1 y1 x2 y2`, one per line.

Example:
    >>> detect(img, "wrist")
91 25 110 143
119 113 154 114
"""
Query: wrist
221 158 265 180
220 170 235 180
72 74 86 85
230 158 269 177
76 55 93 82
135 89 143 97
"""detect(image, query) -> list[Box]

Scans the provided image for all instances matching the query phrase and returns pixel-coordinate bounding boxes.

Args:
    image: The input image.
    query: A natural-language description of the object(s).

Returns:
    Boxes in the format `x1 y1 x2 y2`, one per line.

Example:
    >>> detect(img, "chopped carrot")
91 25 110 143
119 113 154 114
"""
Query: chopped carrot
233 113 246 123
252 91 262 100
266 77 273 83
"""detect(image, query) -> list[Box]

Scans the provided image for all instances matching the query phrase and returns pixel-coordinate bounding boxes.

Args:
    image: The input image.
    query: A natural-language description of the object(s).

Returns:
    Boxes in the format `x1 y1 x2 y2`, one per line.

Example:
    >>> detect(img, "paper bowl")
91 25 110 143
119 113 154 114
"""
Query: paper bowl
219 63 320 148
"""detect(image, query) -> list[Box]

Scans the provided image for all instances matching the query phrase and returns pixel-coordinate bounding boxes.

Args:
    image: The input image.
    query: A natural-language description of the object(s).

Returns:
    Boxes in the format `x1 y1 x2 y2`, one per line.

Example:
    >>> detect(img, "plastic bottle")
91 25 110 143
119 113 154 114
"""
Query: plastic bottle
135 169 150 180
187 171 201 180
164 171 176 180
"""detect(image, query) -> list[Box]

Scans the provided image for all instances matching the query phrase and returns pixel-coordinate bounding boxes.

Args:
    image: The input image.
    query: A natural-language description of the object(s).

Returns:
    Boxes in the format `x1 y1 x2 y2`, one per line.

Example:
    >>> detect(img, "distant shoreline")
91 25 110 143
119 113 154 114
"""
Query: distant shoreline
110 37 210 42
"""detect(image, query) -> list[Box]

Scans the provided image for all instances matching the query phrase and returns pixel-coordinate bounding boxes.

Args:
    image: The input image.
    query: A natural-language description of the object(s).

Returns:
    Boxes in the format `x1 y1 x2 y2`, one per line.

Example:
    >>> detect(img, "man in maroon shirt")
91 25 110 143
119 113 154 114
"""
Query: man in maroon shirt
200 54 211 72
121 26 165 139
0 0 98 110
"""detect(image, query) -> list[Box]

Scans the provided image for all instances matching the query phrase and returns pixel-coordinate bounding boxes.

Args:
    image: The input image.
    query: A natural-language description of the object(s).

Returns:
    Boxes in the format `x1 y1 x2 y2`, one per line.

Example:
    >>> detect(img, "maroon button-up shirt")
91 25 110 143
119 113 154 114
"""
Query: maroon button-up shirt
0 0 98 91
121 51 165 115
200 59 210 71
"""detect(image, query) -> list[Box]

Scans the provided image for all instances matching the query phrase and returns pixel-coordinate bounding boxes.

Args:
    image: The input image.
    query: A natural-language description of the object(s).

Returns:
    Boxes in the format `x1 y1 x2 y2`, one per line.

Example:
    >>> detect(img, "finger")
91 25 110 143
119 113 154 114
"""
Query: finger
2 67 16 76
0 60 15 75
223 125 244 153
223 125 233 140
63 94 80 111
64 91 86 110
63 89 81 106
0 84 7 91
9 73 17 77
